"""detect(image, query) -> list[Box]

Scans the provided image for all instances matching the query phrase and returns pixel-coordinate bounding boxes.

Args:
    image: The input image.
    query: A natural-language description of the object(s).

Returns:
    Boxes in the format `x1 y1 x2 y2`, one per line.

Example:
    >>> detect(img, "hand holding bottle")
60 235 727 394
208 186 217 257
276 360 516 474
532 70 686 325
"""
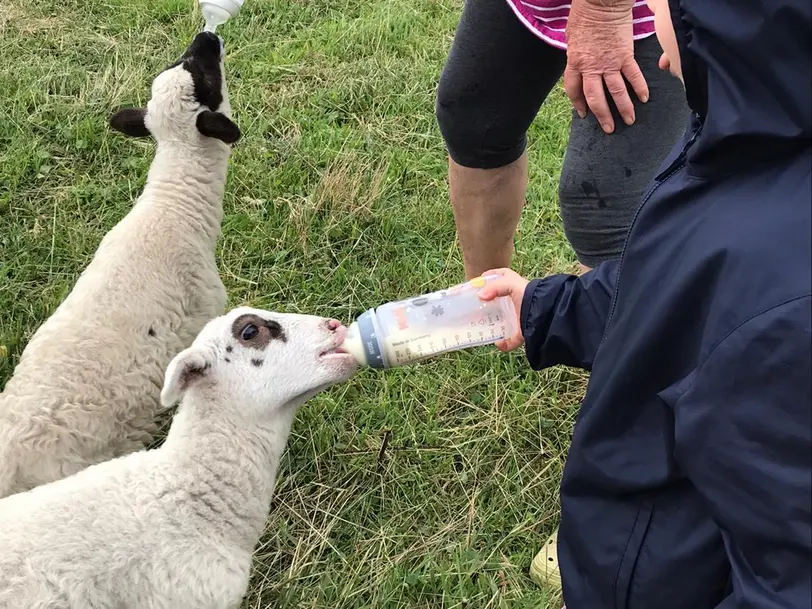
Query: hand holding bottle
477 268 528 352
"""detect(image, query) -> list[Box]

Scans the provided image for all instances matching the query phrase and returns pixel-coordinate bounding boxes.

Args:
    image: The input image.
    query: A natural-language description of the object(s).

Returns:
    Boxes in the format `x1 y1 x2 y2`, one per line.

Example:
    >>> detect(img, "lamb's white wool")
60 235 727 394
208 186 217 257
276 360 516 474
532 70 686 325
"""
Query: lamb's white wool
0 32 240 498
0 308 356 609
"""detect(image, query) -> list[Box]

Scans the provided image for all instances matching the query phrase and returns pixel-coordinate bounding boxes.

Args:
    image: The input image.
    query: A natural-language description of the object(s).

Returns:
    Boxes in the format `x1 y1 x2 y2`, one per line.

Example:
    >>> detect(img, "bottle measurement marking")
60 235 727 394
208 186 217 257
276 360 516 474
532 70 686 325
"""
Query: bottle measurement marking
389 325 509 366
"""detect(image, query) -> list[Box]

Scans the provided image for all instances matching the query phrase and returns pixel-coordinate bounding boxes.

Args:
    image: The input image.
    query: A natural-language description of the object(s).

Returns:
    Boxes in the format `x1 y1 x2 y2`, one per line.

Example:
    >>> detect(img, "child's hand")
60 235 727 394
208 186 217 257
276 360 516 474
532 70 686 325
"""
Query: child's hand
478 268 529 352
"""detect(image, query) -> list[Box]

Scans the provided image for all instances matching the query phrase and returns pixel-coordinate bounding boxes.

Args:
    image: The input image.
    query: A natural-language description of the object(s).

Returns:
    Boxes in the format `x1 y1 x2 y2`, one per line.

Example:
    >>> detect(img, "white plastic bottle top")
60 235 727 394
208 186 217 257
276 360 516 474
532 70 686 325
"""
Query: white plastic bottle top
199 0 244 32
343 275 518 369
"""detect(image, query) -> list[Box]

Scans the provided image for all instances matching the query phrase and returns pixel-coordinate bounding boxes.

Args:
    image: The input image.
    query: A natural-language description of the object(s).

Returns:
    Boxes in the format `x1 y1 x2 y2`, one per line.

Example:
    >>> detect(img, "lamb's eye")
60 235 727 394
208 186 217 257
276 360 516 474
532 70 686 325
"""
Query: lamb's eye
241 324 259 341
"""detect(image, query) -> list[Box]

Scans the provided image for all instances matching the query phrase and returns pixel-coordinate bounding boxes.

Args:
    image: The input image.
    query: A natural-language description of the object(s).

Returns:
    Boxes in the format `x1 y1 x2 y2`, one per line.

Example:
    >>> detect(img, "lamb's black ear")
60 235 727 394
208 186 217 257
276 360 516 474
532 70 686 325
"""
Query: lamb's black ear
196 110 241 144
109 108 150 138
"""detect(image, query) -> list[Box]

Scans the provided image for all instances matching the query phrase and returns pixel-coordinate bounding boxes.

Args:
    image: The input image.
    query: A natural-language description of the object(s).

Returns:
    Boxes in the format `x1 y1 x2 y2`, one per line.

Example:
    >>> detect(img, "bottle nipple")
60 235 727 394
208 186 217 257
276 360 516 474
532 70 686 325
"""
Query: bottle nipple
342 322 367 366
199 0 244 33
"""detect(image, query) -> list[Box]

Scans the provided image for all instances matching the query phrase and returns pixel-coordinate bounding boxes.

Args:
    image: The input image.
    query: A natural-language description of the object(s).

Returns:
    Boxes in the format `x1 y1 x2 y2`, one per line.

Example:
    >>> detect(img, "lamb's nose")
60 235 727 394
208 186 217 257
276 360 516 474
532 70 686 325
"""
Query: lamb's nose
326 319 342 332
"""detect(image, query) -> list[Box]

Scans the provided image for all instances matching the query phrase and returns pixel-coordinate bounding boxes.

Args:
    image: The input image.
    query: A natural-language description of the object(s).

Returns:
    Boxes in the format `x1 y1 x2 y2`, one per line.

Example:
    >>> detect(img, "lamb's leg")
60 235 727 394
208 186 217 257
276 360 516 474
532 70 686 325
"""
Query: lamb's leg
0 463 20 499
202 276 227 318
16 456 88 492
187 275 227 327
13 443 147 494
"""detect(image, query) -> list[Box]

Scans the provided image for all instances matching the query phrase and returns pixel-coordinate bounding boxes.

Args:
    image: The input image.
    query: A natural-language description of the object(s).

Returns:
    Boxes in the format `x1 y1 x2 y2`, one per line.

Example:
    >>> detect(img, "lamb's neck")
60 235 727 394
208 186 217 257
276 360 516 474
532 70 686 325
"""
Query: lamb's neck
162 396 297 546
138 141 231 243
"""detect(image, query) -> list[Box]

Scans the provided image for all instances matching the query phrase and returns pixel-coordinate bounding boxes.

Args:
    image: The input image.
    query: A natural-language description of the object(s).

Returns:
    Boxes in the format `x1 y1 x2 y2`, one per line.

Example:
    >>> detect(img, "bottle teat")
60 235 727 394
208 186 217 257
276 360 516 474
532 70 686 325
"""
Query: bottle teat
199 0 244 33
342 322 367 366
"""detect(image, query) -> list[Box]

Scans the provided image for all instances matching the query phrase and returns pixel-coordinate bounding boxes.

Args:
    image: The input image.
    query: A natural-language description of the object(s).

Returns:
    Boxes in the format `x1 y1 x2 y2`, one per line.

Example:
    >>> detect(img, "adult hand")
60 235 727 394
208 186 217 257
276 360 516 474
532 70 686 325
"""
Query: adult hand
478 269 529 352
565 0 648 134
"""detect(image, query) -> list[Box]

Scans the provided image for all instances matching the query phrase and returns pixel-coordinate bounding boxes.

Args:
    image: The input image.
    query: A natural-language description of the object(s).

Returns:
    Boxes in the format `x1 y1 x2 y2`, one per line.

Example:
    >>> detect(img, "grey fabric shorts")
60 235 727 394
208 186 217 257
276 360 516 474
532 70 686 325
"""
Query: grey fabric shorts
436 0 690 267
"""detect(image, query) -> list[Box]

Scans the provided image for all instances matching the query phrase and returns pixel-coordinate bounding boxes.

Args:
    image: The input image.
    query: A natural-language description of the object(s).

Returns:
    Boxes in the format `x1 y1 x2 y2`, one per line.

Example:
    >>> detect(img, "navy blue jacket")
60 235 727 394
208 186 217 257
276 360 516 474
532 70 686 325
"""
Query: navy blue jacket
520 1 811 607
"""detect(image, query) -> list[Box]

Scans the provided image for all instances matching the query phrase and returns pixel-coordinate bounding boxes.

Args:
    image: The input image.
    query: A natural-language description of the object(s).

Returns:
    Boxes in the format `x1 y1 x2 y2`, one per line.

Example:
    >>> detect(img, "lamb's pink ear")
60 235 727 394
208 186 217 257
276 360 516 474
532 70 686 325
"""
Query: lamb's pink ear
109 108 150 138
161 347 211 407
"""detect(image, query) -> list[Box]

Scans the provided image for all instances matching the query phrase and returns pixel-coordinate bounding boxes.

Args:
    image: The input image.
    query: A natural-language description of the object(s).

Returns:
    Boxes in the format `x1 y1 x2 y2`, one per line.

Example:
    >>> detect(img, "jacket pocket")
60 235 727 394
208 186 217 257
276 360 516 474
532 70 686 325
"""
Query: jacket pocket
614 499 655 609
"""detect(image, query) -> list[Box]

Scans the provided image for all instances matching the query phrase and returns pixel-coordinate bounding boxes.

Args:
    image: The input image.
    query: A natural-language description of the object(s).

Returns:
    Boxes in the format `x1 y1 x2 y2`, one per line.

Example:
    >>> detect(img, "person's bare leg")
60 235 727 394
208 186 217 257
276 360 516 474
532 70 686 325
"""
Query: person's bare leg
449 153 528 279
577 263 592 275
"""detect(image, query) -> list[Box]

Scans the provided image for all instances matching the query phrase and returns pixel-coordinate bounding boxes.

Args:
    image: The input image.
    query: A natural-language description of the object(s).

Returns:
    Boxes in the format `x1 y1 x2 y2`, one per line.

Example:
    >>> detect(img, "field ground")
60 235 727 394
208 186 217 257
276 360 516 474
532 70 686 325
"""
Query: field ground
1 0 585 606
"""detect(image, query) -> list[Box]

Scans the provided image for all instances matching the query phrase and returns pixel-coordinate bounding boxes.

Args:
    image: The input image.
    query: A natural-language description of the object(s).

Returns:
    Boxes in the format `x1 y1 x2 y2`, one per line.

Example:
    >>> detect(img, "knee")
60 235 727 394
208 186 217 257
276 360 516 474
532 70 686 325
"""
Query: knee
557 164 630 267
435 76 477 165
557 168 586 213
435 76 525 169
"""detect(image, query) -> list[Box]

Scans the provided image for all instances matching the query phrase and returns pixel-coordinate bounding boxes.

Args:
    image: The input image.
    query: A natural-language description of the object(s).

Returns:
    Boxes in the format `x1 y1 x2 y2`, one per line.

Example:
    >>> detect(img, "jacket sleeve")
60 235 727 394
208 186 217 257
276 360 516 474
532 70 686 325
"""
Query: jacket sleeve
520 259 618 371
672 296 812 608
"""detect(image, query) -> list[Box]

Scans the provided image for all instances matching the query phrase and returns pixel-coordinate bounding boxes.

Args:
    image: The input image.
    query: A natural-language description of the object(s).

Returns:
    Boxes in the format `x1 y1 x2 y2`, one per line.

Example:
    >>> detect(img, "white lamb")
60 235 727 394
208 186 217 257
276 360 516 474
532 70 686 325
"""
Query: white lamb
0 32 241 497
0 307 356 609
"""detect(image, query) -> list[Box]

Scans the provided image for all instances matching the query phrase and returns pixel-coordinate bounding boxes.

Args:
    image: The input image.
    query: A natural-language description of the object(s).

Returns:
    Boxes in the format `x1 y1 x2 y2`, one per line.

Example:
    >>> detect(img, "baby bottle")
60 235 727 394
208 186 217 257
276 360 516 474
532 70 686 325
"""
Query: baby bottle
199 0 244 32
342 275 518 369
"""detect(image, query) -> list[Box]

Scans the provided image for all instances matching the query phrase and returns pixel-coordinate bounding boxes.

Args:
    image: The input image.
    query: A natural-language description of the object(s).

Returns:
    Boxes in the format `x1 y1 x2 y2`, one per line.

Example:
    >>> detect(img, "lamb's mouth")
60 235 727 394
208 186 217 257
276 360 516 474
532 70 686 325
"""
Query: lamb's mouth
319 325 353 360
320 345 350 359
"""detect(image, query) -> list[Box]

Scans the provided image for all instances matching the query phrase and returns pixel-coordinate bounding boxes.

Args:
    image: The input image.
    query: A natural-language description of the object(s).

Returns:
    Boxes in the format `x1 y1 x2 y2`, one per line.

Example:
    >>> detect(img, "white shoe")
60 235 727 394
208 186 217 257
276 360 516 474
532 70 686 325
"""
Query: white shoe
530 527 562 590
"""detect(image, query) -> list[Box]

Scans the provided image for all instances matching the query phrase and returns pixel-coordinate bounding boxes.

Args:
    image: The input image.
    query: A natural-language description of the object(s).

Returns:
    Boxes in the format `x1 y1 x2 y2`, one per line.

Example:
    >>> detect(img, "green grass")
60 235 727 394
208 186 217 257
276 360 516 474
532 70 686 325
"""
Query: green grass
1 0 585 606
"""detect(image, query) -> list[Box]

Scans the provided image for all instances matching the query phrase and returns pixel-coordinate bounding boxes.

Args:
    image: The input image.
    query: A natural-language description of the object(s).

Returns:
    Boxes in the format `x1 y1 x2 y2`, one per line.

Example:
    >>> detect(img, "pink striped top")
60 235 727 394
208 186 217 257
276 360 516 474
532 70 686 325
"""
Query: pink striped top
506 0 655 50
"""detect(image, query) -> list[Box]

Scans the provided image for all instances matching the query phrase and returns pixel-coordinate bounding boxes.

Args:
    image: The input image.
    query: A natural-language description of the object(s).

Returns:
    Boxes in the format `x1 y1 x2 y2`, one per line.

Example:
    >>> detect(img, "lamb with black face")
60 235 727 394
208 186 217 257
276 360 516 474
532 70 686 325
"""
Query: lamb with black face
109 31 240 145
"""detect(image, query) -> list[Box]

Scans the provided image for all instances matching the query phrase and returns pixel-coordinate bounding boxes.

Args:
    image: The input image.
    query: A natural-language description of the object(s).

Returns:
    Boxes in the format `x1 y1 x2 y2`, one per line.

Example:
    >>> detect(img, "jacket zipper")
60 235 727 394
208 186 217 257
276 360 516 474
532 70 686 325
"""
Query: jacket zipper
601 124 703 341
